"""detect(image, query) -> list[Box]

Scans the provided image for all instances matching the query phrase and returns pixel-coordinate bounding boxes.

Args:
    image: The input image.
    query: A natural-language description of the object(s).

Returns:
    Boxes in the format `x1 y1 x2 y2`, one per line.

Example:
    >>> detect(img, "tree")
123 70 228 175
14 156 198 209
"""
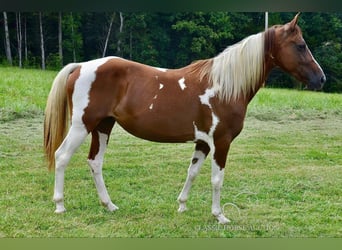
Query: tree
102 12 115 57
16 12 23 68
69 13 76 62
58 12 63 66
117 12 124 56
0 12 340 92
121 12 162 66
171 12 234 66
39 12 45 70
62 12 83 63
23 14 28 62
3 12 13 66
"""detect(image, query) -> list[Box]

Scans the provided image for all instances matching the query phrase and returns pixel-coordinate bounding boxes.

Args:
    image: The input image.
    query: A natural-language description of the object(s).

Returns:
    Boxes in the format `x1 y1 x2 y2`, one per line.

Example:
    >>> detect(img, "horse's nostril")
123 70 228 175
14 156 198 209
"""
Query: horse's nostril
321 75 326 84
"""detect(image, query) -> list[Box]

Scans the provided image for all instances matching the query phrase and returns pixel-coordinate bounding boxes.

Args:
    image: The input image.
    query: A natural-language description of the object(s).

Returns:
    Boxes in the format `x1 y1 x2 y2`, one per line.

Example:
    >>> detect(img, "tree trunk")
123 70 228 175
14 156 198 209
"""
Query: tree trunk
16 12 23 68
58 12 63 66
70 12 76 62
117 12 124 56
3 12 13 66
24 14 28 62
39 12 45 70
102 13 115 57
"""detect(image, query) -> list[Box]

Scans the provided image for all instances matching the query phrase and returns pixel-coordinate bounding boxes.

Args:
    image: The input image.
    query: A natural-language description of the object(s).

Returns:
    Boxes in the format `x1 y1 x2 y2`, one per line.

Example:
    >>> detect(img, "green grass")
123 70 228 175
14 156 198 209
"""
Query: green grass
0 67 55 122
0 67 341 237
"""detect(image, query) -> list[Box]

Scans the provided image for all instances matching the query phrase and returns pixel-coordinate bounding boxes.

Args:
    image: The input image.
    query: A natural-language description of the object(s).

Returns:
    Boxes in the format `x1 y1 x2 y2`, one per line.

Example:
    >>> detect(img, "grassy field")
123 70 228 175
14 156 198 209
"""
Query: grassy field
0 67 341 237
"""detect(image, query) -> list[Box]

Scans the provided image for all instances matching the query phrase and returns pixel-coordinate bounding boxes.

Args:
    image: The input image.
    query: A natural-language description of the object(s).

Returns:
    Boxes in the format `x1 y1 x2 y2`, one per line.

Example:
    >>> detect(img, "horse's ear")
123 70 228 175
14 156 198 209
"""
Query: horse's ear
291 12 301 27
285 12 301 32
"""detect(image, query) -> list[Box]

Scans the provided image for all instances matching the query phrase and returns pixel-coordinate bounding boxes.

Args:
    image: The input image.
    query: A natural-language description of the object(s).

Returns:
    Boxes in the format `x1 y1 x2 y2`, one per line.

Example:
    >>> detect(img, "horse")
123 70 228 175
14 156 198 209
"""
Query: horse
44 13 325 224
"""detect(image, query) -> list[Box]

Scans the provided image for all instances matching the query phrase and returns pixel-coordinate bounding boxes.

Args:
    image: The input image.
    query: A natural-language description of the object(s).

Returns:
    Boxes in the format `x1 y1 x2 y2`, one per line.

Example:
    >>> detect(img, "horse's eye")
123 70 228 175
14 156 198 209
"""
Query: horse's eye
297 43 306 52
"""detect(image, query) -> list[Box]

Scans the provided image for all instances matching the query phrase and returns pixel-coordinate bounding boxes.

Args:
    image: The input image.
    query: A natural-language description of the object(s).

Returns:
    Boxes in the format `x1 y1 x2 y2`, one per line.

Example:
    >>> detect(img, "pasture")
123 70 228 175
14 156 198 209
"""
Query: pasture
0 67 341 237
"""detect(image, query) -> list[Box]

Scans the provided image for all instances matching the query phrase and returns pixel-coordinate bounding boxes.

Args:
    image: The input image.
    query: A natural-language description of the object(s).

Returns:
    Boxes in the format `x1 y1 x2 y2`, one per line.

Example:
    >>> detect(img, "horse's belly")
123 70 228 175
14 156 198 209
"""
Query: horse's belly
115 112 196 143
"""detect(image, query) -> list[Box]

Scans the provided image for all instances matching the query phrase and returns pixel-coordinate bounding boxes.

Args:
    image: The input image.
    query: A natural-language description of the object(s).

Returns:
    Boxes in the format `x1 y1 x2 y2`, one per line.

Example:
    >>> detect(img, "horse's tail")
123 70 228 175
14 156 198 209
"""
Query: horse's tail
44 63 80 171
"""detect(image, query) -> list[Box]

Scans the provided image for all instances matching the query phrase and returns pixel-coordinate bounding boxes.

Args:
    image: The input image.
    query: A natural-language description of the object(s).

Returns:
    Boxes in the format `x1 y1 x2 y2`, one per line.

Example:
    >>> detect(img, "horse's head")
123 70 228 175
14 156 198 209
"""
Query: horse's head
271 13 326 90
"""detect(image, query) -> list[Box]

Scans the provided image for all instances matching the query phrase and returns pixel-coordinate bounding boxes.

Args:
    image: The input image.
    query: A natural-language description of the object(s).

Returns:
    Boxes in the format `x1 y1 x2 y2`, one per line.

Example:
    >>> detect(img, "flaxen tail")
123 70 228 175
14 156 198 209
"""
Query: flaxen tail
44 63 80 171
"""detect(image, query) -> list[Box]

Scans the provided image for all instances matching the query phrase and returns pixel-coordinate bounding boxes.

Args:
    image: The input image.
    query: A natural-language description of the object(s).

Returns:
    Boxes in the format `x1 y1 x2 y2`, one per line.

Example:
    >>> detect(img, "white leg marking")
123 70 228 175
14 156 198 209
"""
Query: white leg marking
211 161 230 224
178 77 187 90
194 87 230 223
88 132 118 212
177 151 206 212
53 125 88 213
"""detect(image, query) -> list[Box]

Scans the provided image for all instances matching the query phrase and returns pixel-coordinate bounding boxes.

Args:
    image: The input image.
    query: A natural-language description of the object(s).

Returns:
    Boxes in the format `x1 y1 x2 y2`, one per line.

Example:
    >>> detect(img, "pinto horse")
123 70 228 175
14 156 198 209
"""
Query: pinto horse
44 13 325 224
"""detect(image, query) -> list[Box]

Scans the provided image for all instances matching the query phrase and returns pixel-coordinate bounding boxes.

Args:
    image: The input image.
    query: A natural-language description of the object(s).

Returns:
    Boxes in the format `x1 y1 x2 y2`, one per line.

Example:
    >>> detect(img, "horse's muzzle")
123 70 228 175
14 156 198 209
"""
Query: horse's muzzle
307 72 326 91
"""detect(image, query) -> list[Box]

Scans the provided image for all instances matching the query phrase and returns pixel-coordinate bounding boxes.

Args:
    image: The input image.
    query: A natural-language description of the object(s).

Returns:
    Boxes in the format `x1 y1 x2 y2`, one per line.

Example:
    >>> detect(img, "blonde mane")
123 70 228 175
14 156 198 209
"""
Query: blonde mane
206 32 265 102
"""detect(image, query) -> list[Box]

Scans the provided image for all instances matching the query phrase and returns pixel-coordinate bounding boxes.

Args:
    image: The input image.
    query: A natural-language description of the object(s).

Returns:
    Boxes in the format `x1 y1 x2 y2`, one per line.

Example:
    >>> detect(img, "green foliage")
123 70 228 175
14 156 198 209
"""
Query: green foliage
0 12 341 91
171 12 234 66
46 53 62 70
314 41 342 93
62 13 83 63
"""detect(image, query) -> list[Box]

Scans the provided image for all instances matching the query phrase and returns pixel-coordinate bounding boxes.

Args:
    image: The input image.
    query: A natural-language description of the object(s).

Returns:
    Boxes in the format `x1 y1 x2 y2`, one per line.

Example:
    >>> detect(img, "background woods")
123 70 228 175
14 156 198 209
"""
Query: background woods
1 12 341 92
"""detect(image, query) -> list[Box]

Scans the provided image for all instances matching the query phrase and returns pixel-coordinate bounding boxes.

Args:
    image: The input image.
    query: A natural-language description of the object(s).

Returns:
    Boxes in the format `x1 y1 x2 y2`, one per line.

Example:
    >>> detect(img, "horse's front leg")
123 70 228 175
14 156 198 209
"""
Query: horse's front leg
211 138 231 224
177 141 210 212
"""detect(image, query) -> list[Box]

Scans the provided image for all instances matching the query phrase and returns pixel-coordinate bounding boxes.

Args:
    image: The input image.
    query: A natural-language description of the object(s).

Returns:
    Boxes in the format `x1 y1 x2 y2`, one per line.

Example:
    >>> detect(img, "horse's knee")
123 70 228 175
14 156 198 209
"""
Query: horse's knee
211 170 224 189
54 151 69 169
87 159 102 174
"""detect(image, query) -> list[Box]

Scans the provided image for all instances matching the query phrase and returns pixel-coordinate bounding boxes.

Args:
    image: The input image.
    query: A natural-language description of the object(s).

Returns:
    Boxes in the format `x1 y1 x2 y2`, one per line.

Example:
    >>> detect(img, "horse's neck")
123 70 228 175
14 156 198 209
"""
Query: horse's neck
245 57 275 103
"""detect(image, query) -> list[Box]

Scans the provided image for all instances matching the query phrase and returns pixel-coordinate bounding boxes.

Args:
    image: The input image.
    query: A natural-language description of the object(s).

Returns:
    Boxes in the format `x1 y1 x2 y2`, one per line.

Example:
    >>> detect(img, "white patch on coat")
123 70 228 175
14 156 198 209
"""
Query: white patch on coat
155 67 167 72
193 87 220 151
193 124 214 151
199 88 216 108
88 132 108 172
72 57 115 126
159 83 164 90
209 113 220 137
87 131 118 212
149 96 157 111
193 112 219 149
178 77 187 90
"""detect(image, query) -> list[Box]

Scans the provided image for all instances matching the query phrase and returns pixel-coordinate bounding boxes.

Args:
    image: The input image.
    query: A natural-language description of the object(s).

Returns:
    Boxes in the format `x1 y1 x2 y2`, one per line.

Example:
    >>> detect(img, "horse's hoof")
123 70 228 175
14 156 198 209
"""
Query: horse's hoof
105 202 119 212
178 203 188 213
216 213 231 224
54 207 66 214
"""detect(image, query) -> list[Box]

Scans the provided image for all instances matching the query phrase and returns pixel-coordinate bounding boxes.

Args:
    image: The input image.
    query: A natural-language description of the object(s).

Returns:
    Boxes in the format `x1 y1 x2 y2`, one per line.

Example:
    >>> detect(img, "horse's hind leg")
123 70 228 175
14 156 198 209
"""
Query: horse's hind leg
87 117 118 212
54 125 88 213
177 141 210 212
